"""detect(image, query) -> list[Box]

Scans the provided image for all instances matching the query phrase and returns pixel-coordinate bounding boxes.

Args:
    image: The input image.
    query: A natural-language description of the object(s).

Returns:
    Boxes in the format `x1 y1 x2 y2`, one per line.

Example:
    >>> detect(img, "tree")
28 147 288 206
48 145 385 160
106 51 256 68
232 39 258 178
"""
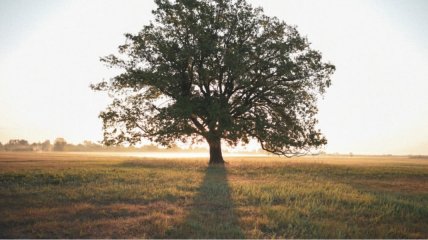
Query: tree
4 139 32 151
92 0 335 164
53 138 67 151
41 140 51 151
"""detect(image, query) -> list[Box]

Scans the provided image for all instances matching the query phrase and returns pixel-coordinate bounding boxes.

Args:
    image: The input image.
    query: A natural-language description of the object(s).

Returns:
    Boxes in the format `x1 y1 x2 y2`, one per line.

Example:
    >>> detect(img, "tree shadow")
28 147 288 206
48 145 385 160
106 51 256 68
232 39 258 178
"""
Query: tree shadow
168 164 244 239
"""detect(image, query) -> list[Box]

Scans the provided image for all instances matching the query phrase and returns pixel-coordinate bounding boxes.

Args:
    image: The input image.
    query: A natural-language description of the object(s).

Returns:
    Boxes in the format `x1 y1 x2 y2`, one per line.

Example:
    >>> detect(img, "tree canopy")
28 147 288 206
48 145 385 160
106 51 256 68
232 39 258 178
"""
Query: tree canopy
92 0 335 164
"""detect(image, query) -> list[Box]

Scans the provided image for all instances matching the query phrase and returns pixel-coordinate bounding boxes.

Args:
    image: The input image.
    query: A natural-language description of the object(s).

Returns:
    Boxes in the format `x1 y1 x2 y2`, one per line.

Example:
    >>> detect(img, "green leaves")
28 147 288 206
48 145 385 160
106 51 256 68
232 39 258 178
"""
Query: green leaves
93 0 335 156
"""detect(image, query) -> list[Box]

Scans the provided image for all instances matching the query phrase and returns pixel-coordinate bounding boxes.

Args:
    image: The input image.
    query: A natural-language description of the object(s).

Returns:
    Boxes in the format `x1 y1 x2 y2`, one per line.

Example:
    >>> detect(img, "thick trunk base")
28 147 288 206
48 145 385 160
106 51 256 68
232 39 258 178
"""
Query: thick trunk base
208 139 225 165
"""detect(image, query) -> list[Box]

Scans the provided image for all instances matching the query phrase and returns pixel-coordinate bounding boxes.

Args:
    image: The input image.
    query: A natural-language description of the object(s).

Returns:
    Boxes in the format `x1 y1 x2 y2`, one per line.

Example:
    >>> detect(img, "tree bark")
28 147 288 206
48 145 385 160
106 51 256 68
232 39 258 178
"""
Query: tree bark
208 137 225 164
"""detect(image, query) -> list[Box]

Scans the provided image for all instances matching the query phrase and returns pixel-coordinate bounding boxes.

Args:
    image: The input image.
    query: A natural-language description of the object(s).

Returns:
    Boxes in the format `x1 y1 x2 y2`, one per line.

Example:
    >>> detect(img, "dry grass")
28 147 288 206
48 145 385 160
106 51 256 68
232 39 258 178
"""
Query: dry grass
0 152 427 238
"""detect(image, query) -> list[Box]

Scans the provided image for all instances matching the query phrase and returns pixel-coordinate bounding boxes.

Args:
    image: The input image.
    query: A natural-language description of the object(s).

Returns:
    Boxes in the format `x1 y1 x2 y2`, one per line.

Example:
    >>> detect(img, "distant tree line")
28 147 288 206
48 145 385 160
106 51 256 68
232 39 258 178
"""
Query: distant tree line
0 138 208 152
0 139 50 152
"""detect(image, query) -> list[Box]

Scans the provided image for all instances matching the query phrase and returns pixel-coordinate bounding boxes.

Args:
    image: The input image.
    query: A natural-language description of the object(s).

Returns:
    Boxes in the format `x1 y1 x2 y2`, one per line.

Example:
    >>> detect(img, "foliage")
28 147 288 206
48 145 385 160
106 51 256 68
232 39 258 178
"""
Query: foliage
92 0 335 160
0 138 208 153
3 139 32 151
41 140 51 151
53 138 67 151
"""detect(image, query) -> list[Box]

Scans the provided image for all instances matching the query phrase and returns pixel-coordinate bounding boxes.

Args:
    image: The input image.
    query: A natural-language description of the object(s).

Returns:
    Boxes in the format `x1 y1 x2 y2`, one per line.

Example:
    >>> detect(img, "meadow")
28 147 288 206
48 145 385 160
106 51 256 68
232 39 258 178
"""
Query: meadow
0 152 427 238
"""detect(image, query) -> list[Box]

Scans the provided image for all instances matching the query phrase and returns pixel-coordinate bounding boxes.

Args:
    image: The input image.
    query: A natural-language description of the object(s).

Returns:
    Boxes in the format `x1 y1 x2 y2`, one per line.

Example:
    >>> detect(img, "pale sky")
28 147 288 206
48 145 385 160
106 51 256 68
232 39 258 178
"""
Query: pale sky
0 0 427 155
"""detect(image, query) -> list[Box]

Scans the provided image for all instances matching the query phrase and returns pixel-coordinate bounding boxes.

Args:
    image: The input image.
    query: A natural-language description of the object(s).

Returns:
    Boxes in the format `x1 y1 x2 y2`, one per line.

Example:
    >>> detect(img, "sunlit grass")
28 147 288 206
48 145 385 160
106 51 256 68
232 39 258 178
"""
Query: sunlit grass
0 152 427 238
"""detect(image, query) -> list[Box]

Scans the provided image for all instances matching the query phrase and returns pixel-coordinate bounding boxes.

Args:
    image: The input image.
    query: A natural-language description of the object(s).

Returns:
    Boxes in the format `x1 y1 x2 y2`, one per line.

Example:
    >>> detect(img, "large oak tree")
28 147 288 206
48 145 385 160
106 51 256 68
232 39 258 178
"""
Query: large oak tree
92 0 335 164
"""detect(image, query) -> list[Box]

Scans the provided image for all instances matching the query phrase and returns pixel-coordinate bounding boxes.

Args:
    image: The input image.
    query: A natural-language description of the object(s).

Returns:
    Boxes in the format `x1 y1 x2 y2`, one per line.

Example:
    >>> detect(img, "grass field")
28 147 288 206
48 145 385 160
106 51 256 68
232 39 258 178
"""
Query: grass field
0 152 427 238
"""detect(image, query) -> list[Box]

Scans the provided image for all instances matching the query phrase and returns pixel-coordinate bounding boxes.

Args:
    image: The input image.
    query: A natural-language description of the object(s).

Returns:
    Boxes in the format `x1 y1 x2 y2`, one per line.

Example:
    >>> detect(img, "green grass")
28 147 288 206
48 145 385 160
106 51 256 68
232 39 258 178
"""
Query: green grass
0 152 427 238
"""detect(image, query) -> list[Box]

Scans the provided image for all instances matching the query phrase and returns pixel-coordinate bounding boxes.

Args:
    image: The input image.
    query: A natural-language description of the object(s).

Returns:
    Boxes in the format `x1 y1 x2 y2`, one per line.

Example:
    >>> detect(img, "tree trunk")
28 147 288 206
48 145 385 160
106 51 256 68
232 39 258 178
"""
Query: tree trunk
208 137 225 165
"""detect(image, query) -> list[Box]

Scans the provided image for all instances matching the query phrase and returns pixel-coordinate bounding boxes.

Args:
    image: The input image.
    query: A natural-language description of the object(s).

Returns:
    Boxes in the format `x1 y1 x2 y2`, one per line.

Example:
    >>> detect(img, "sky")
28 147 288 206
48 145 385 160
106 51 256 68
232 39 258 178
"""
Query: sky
0 0 427 155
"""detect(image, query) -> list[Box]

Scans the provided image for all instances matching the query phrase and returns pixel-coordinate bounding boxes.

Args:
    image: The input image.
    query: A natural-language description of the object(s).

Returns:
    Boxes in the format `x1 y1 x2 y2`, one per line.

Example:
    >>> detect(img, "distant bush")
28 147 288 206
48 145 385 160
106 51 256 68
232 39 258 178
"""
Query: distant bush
53 138 67 151
4 139 32 151
0 138 259 153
